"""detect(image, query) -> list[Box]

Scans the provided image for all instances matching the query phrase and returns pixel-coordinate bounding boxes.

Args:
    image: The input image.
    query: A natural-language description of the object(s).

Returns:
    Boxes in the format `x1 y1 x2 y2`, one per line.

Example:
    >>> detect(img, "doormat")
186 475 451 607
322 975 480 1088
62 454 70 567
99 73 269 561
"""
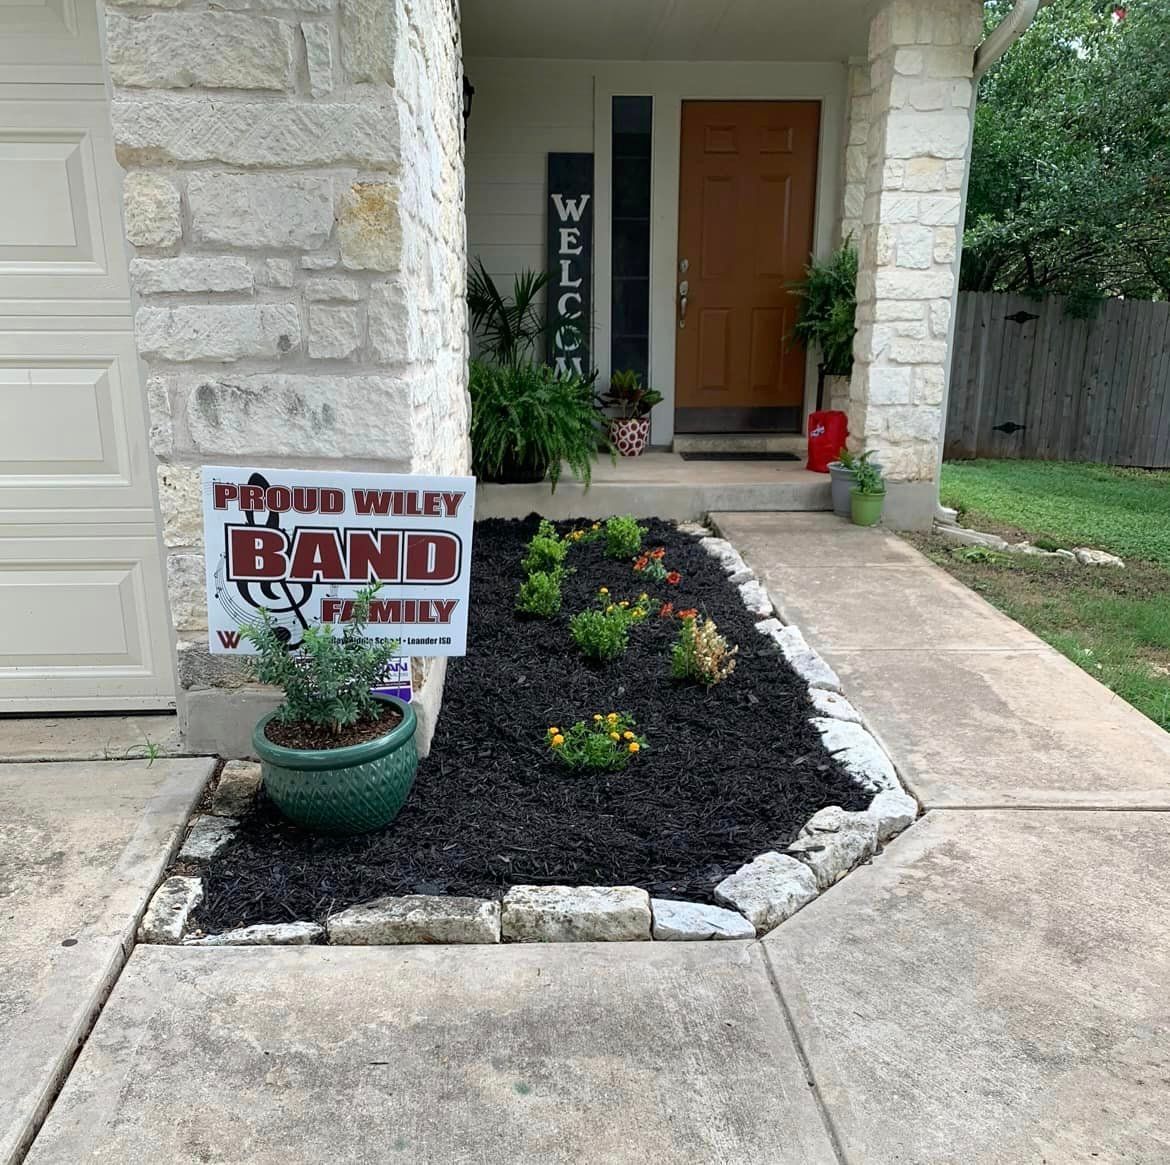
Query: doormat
678 451 801 462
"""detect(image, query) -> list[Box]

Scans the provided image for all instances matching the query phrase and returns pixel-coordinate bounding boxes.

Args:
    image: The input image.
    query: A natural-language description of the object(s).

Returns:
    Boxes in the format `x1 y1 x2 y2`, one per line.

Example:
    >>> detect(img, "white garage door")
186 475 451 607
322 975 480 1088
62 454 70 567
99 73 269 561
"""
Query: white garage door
0 0 175 710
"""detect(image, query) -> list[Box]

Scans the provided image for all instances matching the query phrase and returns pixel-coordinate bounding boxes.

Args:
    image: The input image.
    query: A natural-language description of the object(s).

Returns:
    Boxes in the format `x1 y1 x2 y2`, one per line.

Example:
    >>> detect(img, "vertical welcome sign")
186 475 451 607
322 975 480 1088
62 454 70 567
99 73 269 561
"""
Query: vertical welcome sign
547 152 593 377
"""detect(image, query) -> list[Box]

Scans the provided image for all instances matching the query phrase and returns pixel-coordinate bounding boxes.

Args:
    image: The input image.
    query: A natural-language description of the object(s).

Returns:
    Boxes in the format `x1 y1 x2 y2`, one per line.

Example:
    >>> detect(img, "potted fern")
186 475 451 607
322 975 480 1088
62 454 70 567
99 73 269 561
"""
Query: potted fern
599 370 663 457
243 583 418 835
791 241 858 410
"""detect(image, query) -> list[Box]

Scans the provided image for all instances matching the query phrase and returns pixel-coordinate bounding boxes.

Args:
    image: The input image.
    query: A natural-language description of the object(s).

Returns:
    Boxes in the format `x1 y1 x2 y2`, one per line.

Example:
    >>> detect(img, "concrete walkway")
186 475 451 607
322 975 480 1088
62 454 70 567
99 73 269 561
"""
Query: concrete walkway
0 756 214 1165
18 515 1170 1163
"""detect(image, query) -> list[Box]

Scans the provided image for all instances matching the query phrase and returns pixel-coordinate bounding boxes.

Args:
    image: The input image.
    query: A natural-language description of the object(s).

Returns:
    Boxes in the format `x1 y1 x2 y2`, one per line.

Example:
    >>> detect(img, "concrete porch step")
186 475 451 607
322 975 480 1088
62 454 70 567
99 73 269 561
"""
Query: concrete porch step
475 451 830 521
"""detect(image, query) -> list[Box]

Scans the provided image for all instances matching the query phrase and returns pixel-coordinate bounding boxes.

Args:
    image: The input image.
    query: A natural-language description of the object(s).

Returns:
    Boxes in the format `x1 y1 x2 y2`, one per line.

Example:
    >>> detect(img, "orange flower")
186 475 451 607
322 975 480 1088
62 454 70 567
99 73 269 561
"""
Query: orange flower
678 607 699 620
650 547 666 560
628 742 640 754
659 601 674 619
666 571 681 585
633 555 649 571
551 734 565 747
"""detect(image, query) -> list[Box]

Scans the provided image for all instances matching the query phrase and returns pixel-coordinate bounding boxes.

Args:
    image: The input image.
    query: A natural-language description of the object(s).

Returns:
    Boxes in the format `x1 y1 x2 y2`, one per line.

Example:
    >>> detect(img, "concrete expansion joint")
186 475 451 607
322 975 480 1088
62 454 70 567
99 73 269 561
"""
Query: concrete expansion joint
141 526 921 950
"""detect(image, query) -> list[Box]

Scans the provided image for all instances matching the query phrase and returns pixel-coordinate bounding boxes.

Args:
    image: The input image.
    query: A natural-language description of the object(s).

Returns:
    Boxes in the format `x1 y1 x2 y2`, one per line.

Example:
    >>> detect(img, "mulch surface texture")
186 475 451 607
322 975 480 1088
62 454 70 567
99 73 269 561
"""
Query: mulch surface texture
264 703 403 751
192 518 866 931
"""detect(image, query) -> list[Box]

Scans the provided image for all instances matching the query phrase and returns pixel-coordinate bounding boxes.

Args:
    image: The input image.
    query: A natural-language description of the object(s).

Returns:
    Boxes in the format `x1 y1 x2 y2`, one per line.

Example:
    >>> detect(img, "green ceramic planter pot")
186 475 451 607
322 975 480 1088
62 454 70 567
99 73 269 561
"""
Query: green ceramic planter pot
850 488 886 527
253 695 418 836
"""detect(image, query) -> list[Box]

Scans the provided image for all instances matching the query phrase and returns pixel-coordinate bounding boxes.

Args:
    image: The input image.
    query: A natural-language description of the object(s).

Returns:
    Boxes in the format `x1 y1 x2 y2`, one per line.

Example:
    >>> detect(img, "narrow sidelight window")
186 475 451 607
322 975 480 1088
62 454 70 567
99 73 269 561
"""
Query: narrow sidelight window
611 96 653 382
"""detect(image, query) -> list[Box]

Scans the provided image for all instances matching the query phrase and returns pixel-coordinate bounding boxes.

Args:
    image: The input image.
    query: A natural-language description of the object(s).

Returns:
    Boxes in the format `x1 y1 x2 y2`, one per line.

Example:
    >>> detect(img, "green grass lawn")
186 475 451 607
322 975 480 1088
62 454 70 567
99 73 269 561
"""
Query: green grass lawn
914 460 1170 731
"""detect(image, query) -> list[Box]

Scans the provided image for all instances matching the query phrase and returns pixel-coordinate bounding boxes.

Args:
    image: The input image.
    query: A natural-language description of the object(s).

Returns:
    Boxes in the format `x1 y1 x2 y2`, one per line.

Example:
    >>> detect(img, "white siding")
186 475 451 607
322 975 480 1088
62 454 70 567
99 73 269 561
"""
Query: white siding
465 59 596 293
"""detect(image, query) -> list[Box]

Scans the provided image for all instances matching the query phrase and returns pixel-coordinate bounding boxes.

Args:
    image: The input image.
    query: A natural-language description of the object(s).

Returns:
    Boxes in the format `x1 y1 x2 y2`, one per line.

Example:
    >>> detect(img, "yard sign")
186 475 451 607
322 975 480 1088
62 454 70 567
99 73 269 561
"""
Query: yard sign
202 466 475 657
547 151 593 377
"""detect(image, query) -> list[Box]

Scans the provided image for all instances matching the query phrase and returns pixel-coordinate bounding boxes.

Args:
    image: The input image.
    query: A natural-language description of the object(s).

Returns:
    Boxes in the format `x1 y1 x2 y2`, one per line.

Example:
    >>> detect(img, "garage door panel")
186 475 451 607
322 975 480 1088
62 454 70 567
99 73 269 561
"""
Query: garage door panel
0 534 173 704
0 97 129 305
0 0 104 83
0 330 153 509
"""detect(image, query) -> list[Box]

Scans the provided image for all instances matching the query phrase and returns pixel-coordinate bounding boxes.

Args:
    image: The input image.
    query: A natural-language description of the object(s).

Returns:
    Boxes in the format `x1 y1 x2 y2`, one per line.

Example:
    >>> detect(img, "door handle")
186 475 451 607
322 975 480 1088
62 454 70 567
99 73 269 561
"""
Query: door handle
678 279 689 328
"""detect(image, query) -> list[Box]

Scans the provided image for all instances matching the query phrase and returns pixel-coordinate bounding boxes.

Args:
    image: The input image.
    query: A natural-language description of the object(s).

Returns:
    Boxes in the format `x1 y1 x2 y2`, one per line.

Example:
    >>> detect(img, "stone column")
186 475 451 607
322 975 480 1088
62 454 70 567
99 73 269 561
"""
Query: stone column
840 59 871 247
849 0 982 528
104 0 469 754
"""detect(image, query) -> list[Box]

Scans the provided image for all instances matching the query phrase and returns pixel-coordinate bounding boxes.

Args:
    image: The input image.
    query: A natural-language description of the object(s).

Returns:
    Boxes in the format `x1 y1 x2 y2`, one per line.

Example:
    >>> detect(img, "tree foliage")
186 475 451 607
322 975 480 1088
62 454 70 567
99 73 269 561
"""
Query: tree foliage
963 0 1170 308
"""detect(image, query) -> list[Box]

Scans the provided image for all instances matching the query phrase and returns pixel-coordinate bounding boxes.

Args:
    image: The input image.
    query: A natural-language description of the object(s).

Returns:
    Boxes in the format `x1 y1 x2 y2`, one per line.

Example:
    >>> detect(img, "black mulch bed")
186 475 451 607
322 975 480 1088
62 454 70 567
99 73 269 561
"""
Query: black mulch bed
191 518 868 931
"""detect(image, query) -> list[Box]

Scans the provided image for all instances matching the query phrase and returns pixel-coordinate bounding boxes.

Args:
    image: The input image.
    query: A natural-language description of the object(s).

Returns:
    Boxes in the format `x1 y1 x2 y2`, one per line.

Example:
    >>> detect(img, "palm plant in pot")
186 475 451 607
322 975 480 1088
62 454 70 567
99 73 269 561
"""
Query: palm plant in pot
599 370 663 457
791 240 858 411
243 583 418 836
850 457 887 527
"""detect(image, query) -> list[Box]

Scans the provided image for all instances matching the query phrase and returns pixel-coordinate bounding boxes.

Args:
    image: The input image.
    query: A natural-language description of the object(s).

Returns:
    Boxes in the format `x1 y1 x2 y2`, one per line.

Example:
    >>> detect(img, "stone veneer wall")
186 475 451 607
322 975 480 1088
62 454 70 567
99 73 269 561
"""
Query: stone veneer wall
848 0 981 526
104 0 469 753
840 60 871 246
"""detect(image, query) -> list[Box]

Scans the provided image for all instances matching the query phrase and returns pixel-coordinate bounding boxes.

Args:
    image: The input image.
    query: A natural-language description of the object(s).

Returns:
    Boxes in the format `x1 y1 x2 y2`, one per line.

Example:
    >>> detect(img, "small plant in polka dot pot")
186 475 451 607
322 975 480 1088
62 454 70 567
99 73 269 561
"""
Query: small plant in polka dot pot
599 369 662 458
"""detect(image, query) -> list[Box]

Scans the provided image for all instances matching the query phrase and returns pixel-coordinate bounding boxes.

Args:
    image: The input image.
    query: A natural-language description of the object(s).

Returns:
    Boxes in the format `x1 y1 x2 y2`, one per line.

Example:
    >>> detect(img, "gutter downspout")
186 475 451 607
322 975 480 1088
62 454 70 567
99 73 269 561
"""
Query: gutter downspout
934 0 1048 523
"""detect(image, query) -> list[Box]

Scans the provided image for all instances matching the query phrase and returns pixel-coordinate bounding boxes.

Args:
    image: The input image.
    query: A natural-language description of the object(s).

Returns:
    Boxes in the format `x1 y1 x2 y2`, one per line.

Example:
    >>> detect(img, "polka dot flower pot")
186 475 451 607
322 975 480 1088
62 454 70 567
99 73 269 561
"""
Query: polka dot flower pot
611 417 650 457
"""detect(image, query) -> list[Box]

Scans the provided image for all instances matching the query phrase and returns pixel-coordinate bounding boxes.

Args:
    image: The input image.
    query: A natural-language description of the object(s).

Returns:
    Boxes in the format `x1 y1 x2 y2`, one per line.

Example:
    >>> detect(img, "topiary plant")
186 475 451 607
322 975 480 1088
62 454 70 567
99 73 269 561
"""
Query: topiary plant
239 582 400 738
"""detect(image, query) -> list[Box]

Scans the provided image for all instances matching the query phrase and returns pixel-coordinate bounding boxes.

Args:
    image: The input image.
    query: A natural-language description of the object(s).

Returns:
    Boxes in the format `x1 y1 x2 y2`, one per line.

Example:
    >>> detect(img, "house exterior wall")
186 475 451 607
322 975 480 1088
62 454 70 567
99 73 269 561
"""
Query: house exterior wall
104 0 469 753
465 58 847 442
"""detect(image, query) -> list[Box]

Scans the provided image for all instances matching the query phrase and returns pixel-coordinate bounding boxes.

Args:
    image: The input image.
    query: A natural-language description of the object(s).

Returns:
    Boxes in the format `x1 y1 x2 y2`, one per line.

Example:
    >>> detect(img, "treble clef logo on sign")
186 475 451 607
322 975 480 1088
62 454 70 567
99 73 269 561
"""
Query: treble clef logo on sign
213 471 317 651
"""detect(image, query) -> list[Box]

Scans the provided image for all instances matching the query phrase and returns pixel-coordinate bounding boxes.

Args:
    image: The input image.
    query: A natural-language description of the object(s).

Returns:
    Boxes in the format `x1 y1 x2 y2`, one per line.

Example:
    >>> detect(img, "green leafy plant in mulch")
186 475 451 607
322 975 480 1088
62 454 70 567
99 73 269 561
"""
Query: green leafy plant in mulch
569 590 650 662
603 514 647 560
546 712 647 771
240 582 399 739
516 568 565 618
671 615 739 688
521 519 569 574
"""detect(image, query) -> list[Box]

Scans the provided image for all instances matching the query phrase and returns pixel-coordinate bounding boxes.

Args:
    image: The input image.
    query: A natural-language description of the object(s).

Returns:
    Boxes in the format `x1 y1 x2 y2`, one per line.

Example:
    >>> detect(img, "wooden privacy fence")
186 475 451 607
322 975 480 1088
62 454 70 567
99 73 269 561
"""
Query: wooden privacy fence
945 292 1170 467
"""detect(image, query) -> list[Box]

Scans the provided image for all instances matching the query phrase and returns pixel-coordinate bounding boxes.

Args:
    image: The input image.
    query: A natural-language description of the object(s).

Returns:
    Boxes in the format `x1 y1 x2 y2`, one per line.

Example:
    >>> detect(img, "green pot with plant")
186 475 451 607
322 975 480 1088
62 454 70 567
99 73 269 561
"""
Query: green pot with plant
243 584 418 836
829 447 881 518
791 241 858 411
599 370 663 457
849 458 887 527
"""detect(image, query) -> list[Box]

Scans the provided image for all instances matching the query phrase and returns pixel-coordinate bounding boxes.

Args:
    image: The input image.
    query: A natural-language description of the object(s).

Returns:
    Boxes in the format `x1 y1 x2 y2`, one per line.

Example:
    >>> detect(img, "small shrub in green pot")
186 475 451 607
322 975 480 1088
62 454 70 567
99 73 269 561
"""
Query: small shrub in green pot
242 584 418 836
850 459 887 527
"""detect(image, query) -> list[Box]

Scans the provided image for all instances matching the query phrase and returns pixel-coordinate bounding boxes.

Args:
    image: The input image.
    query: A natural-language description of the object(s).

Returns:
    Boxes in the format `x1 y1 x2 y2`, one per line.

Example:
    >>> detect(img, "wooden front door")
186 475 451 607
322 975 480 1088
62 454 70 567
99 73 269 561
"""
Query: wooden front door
674 100 820 433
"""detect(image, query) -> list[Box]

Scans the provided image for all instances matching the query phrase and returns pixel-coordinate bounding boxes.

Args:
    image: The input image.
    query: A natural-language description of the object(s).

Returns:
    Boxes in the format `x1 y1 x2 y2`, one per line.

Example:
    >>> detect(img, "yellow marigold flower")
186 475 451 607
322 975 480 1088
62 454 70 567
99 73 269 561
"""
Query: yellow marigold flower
606 712 618 722
623 731 634 740
547 726 559 735
628 742 640 753
598 586 609 594
591 522 600 529
593 713 603 721
609 732 620 741
551 734 565 747
619 600 629 608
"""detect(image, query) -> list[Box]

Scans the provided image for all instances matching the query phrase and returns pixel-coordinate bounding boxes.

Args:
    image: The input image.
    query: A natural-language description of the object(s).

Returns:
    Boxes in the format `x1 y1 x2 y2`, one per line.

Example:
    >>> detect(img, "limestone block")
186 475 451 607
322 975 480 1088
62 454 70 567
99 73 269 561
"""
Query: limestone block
308 304 363 359
178 814 239 862
1074 548 1125 567
157 465 202 548
788 807 878 890
327 895 501 944
185 921 323 946
113 99 398 168
166 552 206 630
501 886 652 943
188 172 334 250
145 376 173 455
757 620 842 693
136 304 300 362
810 717 899 793
185 374 412 462
122 172 181 248
864 788 919 843
176 642 249 690
131 256 254 295
368 279 420 362
650 899 755 941
138 875 202 944
210 760 262 817
302 21 334 96
340 0 398 83
106 13 294 90
714 853 818 935
738 579 773 618
884 109 970 159
809 688 864 724
260 258 295 288
339 182 403 271
305 276 361 302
